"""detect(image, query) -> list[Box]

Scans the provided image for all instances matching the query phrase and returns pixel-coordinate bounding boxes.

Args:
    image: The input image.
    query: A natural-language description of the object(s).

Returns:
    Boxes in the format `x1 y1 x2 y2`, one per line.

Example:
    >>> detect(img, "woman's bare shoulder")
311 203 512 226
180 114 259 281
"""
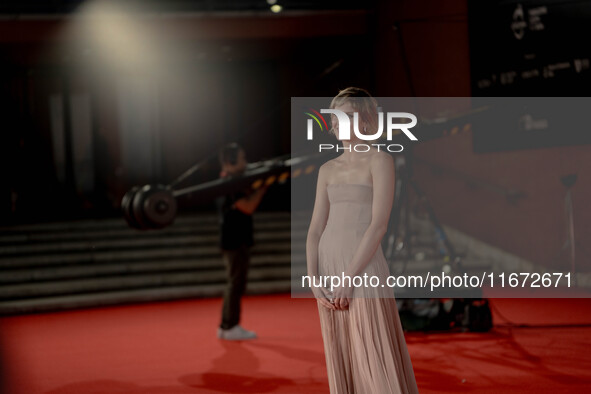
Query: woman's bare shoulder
318 158 341 183
370 150 394 165
319 158 339 172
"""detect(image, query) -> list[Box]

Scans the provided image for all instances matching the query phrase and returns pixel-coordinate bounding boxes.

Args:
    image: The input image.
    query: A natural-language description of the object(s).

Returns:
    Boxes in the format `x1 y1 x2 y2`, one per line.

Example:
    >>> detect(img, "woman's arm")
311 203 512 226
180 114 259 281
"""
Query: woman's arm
306 163 335 310
333 153 395 309
345 153 395 277
306 163 330 277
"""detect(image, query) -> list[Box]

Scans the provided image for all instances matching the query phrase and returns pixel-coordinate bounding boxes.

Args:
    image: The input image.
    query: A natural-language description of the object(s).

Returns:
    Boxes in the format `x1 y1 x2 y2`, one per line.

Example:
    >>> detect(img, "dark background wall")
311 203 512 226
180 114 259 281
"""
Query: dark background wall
0 0 589 272
375 0 590 271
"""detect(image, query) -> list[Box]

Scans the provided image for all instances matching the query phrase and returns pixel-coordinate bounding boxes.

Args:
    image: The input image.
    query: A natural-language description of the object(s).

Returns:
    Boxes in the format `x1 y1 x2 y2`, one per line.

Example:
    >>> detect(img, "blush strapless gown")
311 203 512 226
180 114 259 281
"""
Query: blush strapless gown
317 183 419 394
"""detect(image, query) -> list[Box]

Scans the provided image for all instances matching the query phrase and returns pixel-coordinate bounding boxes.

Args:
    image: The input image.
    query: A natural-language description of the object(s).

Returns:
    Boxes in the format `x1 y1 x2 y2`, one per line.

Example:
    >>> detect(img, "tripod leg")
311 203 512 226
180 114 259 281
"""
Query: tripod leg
565 189 577 286
395 181 412 275
384 155 410 275
409 180 466 274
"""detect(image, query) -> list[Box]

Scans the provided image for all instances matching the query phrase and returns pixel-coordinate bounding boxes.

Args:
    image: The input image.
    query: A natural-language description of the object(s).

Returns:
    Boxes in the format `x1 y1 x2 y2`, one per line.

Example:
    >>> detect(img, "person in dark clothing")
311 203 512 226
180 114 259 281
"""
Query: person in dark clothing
215 143 268 340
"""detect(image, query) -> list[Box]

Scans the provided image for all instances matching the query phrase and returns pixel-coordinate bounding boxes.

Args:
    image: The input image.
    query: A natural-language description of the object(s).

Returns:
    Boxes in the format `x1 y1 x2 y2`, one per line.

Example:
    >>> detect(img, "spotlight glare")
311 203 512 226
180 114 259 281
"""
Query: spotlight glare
270 4 282 13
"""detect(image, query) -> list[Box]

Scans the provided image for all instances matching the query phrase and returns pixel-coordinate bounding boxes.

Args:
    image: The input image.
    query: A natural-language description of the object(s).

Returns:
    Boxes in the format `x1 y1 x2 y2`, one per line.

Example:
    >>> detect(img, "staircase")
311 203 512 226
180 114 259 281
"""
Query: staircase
0 210 498 315
0 212 296 315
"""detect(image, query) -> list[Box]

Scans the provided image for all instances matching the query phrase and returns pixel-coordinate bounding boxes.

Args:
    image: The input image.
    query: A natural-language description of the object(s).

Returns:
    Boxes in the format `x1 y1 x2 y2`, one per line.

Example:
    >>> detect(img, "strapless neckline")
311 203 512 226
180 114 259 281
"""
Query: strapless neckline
327 183 373 189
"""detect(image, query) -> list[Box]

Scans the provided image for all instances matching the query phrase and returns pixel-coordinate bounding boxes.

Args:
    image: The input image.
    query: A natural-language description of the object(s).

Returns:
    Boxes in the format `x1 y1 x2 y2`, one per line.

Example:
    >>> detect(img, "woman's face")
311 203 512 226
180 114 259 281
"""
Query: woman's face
331 101 365 142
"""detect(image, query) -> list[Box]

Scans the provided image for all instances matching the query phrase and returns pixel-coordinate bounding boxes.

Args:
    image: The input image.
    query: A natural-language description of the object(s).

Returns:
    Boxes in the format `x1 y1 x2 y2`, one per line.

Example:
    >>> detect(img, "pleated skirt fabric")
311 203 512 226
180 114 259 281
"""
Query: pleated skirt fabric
317 298 419 394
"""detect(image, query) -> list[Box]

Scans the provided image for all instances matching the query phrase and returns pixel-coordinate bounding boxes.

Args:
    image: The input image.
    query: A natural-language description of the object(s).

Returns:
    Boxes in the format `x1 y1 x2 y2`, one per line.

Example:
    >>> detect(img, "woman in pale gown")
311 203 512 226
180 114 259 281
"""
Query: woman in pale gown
306 87 419 393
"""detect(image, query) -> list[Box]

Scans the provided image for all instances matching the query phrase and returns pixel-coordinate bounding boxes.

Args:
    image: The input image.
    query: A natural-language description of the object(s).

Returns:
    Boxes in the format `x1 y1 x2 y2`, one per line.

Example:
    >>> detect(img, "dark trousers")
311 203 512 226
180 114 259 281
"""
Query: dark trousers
220 244 251 329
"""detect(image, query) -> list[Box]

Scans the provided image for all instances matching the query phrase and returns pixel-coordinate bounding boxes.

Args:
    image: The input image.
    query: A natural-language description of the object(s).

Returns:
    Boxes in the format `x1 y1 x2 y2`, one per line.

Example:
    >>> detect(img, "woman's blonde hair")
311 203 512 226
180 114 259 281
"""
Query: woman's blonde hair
328 87 379 137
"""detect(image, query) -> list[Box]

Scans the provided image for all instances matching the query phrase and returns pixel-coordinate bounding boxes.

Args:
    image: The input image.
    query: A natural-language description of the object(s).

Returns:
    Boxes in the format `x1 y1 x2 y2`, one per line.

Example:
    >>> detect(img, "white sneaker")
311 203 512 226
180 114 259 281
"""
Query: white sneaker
217 325 257 340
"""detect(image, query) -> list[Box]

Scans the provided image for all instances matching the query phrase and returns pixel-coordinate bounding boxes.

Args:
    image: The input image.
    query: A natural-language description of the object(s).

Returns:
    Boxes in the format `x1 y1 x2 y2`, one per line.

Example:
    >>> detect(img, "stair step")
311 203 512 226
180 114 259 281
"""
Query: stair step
0 266 292 300
0 218 292 246
0 230 292 257
0 254 293 284
0 211 291 233
388 258 493 273
0 280 293 316
0 242 292 269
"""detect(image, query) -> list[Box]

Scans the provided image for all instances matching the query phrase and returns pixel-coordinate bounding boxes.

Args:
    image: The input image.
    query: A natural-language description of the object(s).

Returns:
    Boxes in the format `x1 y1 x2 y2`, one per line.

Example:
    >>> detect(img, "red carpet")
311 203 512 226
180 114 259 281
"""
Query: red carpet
1 294 591 393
